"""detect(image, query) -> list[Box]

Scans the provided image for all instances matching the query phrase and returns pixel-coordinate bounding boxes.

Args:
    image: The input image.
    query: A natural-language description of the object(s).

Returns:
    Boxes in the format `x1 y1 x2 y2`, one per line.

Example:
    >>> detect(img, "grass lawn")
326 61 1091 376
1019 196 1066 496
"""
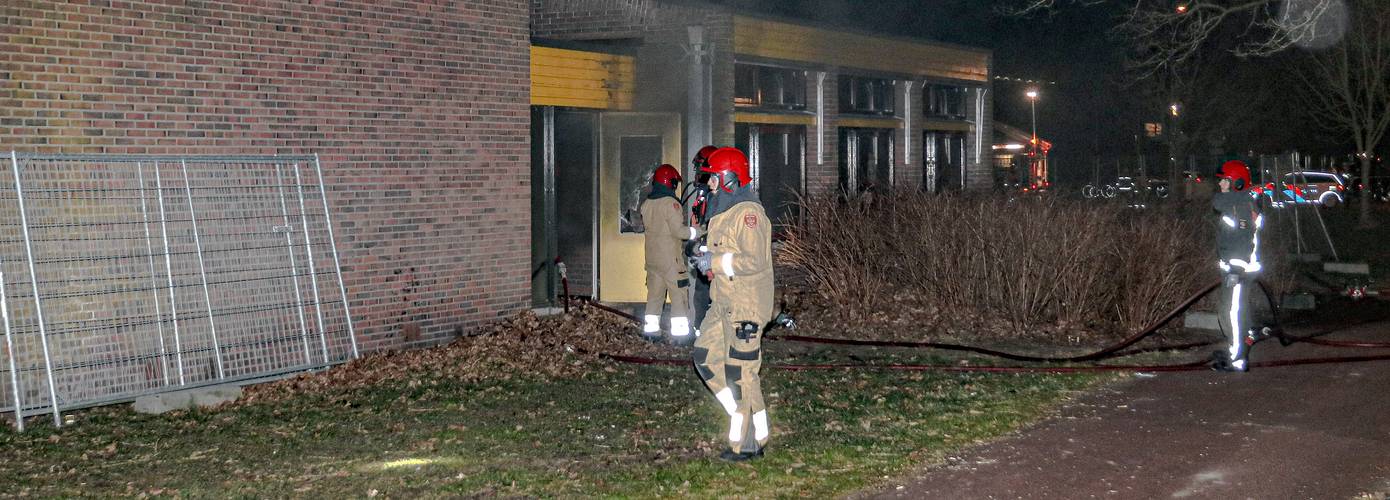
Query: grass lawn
0 344 1109 498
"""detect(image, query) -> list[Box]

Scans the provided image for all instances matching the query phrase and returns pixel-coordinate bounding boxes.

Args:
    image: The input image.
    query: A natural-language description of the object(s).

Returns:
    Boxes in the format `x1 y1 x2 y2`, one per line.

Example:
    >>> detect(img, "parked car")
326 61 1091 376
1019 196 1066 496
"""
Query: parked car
1257 171 1347 207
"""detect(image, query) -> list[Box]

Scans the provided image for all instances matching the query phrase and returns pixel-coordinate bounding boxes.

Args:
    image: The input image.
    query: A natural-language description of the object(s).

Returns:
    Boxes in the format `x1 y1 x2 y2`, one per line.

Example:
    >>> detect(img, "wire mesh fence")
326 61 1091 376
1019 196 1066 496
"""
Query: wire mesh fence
0 153 356 430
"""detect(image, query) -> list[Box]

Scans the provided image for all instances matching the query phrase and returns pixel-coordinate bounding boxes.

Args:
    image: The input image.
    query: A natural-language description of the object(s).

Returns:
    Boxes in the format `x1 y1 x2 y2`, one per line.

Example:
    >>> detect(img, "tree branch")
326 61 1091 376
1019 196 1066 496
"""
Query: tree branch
1003 0 1343 72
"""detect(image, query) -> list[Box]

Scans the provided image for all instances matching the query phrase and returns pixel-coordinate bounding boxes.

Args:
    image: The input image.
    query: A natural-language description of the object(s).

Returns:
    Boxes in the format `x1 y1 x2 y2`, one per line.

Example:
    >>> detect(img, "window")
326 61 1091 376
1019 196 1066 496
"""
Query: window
1304 172 1343 185
838 128 894 193
734 64 807 110
838 76 895 115
925 84 968 119
925 131 966 191
736 123 806 224
618 136 663 234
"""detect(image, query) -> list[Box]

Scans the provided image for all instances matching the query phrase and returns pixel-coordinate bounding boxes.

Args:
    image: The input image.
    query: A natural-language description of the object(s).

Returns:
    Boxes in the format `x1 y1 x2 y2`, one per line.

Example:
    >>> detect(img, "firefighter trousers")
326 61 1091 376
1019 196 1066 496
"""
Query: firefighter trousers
1217 272 1256 367
691 275 711 334
643 269 690 336
692 300 768 454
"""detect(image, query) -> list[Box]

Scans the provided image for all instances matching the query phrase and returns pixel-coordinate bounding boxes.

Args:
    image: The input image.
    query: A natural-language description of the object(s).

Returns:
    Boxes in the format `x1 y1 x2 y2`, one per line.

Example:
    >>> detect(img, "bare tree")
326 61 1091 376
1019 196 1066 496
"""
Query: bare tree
1003 0 1341 74
1296 0 1390 226
1142 54 1269 194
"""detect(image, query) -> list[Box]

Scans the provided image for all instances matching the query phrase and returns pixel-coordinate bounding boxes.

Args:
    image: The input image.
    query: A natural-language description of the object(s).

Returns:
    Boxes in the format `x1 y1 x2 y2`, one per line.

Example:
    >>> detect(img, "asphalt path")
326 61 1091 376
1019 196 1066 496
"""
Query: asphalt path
855 305 1390 500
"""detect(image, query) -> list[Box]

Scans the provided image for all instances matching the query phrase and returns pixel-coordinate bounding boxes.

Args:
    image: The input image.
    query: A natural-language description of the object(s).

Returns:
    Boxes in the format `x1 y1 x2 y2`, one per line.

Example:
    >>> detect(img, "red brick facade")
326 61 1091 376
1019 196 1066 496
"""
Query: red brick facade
810 69 840 195
0 0 534 350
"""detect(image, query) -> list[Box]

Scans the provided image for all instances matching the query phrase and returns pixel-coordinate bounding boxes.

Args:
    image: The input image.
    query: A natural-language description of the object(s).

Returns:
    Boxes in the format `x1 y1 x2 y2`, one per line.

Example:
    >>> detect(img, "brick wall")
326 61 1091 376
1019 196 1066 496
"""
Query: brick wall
1 0 533 351
531 1 649 40
807 70 840 196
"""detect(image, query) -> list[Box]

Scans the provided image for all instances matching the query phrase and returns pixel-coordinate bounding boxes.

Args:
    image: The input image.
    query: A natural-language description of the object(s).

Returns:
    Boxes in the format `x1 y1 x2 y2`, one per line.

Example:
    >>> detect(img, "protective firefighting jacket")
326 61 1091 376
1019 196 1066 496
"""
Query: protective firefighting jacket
1212 191 1262 274
640 185 688 276
703 185 773 324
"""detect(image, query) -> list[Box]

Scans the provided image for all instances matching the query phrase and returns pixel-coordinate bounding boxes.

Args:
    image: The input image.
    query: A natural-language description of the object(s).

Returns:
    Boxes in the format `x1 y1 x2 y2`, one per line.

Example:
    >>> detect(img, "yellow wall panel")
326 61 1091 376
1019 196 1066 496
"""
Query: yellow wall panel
734 112 816 126
921 120 973 132
837 116 902 129
733 16 989 82
531 46 635 110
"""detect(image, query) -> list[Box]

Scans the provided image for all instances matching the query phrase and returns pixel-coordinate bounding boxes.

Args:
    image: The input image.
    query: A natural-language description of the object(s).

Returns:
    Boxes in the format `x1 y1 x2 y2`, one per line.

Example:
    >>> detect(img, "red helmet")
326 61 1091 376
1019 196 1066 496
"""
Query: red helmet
651 164 681 189
1216 160 1251 191
700 147 751 193
692 145 719 169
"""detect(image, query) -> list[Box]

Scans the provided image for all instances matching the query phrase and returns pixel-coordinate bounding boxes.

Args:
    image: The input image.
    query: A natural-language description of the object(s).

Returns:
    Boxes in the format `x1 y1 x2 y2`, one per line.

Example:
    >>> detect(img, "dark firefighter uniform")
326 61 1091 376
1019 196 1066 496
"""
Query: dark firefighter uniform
1212 160 1263 372
640 164 691 340
691 147 773 460
686 145 718 338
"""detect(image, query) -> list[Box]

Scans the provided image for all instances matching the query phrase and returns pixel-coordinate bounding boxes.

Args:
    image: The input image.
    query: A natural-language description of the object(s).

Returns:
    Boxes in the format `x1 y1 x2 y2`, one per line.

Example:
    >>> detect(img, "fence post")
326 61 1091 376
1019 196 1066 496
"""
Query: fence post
136 162 171 386
10 151 61 427
314 155 358 359
275 163 313 365
153 162 187 385
293 163 330 363
1 257 24 431
180 160 224 380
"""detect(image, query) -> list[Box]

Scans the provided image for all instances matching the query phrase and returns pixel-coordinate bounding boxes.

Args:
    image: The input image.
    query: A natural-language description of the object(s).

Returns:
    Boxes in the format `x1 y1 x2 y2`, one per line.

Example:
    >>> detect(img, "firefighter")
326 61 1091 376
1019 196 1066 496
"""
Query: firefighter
687 145 718 224
685 145 719 338
639 164 692 342
690 147 773 461
1211 160 1264 372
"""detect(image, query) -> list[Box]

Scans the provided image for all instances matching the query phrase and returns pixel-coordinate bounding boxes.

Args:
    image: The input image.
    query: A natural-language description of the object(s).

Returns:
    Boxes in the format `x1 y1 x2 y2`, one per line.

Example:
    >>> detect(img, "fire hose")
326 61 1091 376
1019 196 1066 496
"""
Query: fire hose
557 264 1390 373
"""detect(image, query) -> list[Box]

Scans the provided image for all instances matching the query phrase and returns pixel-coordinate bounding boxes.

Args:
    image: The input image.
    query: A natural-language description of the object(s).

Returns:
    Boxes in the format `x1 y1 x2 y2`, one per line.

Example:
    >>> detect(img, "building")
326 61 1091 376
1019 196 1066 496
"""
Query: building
0 0 991 420
1 0 533 419
529 0 995 303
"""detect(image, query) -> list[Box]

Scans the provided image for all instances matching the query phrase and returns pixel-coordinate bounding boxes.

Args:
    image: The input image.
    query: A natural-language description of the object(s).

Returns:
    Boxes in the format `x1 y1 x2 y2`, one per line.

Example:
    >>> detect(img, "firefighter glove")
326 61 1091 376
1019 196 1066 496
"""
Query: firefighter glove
694 252 712 275
1223 273 1241 287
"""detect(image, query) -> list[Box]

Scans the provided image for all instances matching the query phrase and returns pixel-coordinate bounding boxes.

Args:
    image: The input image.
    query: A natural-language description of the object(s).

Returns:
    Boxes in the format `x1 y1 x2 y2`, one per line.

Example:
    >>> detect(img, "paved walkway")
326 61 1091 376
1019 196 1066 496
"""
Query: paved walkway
856 312 1390 500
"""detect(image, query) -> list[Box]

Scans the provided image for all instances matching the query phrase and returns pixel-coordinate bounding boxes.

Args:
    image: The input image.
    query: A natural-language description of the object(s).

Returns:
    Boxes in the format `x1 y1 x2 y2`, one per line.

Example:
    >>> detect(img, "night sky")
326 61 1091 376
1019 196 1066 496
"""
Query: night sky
706 0 1331 184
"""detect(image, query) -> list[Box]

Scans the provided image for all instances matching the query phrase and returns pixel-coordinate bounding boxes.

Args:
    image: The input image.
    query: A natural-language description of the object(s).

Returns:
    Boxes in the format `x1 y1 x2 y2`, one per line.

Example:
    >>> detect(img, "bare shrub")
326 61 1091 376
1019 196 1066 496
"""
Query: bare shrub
1106 209 1210 331
777 191 1224 341
777 194 894 320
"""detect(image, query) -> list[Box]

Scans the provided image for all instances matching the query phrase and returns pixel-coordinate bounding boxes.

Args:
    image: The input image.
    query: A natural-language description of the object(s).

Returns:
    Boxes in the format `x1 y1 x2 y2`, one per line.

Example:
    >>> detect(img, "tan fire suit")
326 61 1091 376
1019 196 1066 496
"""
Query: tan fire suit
639 194 691 337
693 199 773 454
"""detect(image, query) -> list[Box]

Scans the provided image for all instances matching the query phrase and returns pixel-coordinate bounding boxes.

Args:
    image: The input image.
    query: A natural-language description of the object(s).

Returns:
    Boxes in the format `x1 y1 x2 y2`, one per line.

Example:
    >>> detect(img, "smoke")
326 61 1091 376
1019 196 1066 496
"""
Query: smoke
1281 0 1349 50
552 0 659 24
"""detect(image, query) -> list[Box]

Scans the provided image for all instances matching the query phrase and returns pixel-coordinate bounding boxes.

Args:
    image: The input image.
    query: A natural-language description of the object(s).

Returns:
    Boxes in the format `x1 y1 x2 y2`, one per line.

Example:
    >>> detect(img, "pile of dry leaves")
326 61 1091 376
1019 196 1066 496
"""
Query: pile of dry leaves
237 303 679 406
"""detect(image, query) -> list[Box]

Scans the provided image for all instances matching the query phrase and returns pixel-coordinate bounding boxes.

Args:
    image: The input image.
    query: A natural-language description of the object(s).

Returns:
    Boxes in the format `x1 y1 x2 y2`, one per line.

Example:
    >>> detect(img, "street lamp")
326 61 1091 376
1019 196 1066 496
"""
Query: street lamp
1026 89 1040 186
1167 102 1181 195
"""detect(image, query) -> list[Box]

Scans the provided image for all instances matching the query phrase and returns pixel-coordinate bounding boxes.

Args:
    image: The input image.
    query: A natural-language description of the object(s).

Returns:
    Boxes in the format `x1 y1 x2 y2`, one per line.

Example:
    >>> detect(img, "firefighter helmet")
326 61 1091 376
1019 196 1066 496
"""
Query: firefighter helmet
1216 160 1251 191
692 145 719 169
652 164 681 189
700 147 751 193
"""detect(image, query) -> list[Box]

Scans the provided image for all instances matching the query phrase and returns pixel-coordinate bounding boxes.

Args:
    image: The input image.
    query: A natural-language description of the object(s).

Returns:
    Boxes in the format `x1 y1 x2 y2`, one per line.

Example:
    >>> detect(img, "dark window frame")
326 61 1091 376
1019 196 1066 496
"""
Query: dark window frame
924 84 968 120
735 122 807 225
734 63 808 111
838 75 896 116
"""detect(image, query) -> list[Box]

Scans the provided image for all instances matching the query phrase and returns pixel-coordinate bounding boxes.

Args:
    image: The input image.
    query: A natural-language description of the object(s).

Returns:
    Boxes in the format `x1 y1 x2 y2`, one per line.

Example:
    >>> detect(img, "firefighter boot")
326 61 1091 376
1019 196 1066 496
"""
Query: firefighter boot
1210 350 1248 372
718 447 764 462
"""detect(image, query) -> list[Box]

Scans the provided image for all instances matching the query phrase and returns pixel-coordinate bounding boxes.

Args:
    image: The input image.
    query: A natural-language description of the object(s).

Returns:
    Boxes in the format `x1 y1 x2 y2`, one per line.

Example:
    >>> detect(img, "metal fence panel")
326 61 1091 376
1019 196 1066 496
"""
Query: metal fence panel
0 153 356 429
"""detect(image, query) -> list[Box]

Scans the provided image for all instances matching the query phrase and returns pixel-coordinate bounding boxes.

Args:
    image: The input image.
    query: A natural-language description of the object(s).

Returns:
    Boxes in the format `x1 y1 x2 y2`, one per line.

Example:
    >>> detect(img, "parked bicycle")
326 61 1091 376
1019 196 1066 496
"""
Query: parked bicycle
1082 177 1168 200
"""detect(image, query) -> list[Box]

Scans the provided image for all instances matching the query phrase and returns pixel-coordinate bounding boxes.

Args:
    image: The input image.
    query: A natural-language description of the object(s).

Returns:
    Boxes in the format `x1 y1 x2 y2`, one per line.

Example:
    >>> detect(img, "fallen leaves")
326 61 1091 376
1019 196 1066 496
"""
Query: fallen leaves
235 303 680 406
